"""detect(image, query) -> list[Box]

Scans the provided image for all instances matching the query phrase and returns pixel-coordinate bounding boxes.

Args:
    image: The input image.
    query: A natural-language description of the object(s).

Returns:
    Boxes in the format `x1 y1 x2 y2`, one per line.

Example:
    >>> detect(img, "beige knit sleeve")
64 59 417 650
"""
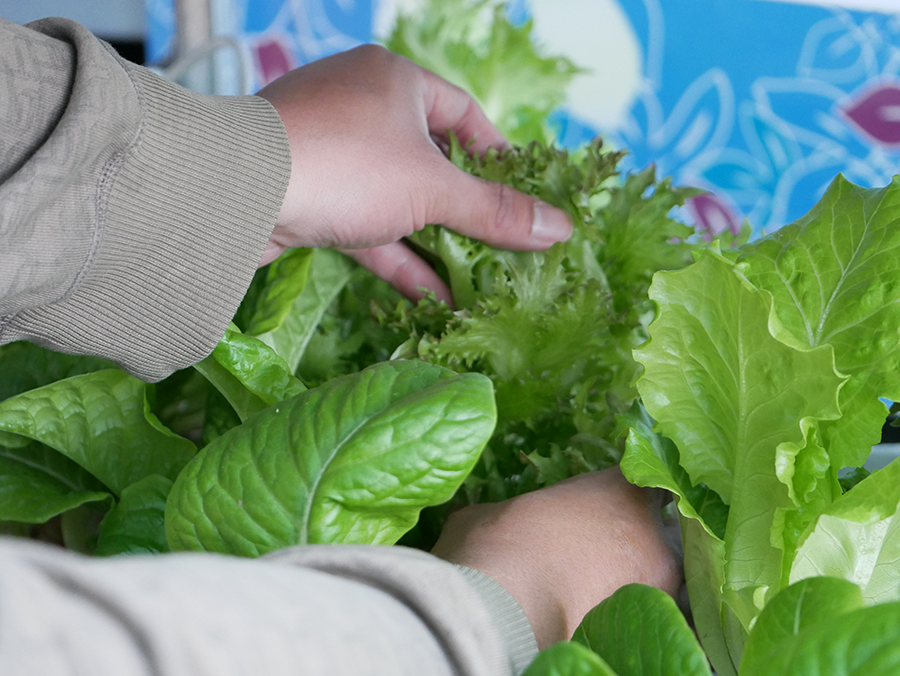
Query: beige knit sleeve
0 17 291 381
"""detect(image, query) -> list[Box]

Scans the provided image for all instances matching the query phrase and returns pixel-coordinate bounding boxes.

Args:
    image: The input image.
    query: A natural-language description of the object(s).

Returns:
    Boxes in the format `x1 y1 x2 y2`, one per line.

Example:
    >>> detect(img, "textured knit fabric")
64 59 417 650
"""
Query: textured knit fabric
0 17 539 676
0 538 538 676
0 17 290 382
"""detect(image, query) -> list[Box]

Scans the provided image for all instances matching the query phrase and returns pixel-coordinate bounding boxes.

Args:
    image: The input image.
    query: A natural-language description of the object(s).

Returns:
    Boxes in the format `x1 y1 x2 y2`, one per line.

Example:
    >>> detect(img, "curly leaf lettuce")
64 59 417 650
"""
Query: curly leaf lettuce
398 137 699 501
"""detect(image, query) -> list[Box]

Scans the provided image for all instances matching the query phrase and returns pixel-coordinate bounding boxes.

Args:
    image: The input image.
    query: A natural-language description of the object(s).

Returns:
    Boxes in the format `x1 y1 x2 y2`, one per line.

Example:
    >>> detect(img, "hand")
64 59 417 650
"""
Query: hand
256 44 573 303
431 468 682 648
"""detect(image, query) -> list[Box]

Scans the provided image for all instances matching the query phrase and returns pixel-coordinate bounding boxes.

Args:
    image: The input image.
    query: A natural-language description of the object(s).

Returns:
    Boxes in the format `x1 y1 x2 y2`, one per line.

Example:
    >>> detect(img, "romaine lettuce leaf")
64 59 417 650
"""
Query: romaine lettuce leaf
635 249 845 620
740 576 865 675
0 370 196 495
239 247 314 336
573 584 711 676
740 577 900 676
166 361 496 555
0 441 110 523
0 342 112 403
522 642 618 676
254 247 354 373
193 326 306 421
95 474 172 556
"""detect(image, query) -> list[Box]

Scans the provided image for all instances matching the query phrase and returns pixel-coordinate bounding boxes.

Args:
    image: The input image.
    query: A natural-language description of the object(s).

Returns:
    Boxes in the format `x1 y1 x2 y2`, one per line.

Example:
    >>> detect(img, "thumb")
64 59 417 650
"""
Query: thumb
426 161 573 250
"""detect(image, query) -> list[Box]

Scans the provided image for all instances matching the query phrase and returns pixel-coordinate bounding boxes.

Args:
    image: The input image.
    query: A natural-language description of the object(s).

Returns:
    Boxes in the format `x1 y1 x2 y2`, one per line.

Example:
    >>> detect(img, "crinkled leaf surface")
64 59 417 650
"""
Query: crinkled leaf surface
0 441 110 523
739 175 900 469
95 474 172 556
790 456 900 603
618 401 728 539
573 584 711 676
166 361 496 556
635 250 844 617
255 247 353 373
384 0 578 144
194 327 305 420
522 642 618 676
741 578 900 676
741 577 864 676
243 247 314 336
0 370 195 495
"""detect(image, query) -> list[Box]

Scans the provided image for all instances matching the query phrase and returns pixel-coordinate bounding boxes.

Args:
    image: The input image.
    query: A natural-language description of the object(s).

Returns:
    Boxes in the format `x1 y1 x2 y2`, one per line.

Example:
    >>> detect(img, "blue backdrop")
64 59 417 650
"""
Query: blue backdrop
146 0 900 235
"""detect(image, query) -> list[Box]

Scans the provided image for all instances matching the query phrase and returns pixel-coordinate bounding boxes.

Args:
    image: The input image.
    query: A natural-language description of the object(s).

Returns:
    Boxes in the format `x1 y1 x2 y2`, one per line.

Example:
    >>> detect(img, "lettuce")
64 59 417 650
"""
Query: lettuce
620 175 900 674
384 0 579 145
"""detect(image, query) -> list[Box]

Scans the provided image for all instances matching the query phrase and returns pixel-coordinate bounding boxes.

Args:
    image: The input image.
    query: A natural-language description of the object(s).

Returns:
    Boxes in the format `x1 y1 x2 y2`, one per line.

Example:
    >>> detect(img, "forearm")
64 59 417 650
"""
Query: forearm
0 18 290 381
0 538 537 676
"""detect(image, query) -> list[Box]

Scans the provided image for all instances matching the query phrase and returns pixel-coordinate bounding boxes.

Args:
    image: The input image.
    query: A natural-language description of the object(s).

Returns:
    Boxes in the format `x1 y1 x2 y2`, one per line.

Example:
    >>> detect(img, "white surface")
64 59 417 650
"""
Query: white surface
529 0 641 130
0 0 145 38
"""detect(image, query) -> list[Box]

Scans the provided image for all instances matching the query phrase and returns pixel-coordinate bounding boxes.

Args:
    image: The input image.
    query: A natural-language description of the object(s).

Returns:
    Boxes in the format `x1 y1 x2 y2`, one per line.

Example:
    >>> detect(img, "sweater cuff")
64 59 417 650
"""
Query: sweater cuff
4 45 290 382
455 566 539 675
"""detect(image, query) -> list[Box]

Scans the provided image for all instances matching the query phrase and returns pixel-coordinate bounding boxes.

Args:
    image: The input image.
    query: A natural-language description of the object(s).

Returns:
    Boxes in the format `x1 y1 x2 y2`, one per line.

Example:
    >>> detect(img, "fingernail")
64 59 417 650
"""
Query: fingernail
532 202 573 244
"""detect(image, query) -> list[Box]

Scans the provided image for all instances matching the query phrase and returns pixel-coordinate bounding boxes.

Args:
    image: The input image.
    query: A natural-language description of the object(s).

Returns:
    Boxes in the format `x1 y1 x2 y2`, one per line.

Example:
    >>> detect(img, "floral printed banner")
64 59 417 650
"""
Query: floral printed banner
145 0 900 235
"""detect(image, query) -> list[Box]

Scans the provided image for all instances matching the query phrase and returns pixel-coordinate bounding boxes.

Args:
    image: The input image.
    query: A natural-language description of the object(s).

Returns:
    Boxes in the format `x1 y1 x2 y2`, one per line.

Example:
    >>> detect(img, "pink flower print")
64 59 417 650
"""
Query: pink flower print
686 193 742 240
254 37 295 87
842 82 900 147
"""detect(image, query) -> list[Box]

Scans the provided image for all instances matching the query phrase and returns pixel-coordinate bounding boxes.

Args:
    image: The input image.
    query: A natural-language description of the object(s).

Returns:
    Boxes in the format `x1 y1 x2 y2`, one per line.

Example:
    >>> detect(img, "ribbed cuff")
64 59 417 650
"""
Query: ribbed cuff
455 566 539 675
4 57 290 381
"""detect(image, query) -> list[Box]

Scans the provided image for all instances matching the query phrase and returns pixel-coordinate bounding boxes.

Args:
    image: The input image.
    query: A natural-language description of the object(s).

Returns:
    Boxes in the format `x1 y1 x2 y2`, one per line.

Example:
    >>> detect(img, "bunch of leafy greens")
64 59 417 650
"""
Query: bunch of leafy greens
384 0 579 145
611 175 900 676
4 2 900 675
393 135 702 506
524 577 900 676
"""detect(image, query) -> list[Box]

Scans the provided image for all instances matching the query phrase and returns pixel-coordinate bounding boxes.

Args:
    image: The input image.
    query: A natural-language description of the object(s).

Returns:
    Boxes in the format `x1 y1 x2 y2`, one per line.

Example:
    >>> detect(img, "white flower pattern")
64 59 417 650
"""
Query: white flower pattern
144 0 900 235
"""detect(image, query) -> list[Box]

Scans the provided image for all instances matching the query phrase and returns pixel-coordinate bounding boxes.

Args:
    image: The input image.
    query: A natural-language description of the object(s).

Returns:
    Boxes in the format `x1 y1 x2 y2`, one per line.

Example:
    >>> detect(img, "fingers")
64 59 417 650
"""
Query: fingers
420 68 509 156
342 242 453 304
424 159 573 250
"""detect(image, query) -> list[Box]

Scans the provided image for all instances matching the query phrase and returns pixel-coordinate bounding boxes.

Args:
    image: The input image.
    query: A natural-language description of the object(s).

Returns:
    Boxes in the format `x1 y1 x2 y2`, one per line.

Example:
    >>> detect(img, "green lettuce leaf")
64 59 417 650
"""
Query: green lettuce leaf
193 326 306 421
572 584 711 676
680 517 742 676
618 401 728 539
790 456 900 604
397 137 698 501
0 370 196 495
522 642 618 676
95 474 172 556
634 249 845 622
241 248 314 336
255 247 354 373
384 0 578 144
739 175 900 470
166 361 496 555
0 342 113 402
740 576 865 675
741 577 900 676
0 441 110 523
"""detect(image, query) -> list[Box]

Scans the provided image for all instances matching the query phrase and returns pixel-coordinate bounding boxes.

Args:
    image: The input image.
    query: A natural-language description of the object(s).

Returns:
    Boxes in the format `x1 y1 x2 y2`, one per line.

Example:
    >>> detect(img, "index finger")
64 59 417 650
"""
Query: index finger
420 68 510 156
